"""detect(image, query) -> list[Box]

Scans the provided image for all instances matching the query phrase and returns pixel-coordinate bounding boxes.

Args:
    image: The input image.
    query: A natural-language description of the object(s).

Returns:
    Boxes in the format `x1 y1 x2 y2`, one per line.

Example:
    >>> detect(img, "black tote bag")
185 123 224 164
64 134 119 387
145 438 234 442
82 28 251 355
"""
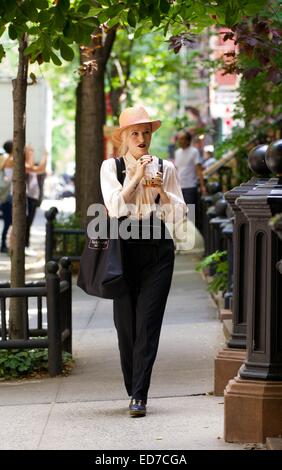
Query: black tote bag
77 157 128 299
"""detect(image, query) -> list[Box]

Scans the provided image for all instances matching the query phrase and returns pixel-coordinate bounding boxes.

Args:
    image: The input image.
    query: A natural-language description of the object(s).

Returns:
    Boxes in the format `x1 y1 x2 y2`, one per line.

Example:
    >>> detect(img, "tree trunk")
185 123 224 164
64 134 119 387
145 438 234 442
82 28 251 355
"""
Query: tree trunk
75 28 116 228
75 55 105 227
9 35 28 339
109 86 123 121
109 39 133 121
75 79 83 219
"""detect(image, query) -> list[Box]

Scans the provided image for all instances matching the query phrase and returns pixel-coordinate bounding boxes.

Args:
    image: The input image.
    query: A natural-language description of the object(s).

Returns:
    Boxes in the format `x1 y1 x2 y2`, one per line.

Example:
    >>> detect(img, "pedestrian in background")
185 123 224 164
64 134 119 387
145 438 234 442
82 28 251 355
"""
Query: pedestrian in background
174 130 206 204
0 141 13 253
0 141 47 256
202 144 216 170
24 145 47 256
174 130 206 232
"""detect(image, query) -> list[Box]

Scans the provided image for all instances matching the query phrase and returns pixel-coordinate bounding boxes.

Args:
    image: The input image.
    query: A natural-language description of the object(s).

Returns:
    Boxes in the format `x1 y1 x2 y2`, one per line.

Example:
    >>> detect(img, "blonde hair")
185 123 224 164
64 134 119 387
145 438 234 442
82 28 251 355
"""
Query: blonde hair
118 128 130 156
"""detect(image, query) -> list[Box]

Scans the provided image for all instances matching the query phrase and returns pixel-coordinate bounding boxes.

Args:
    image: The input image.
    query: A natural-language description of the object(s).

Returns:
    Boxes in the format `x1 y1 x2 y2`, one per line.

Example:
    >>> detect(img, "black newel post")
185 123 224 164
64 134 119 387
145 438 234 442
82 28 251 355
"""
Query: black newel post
46 260 62 377
59 256 72 355
225 145 271 349
45 207 59 264
270 213 282 274
224 140 282 444
202 182 222 256
214 145 271 396
238 142 282 381
209 197 228 253
222 219 233 310
205 191 224 258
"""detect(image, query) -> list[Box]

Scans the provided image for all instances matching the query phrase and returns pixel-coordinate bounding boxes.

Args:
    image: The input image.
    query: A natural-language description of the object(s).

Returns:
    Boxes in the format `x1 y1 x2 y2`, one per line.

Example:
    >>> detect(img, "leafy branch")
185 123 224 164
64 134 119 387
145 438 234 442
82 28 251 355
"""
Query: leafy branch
196 250 228 295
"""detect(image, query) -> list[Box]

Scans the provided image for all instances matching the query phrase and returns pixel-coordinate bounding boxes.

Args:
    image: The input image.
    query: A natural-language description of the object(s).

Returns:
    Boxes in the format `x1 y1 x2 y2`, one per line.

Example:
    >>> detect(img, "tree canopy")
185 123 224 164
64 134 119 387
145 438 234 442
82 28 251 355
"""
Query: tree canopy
0 0 98 64
0 0 271 67
92 0 269 34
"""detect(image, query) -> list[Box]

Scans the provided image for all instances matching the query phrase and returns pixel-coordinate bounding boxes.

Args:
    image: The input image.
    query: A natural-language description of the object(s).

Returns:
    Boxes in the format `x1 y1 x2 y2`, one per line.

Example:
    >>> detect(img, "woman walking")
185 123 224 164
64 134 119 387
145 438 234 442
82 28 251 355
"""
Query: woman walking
100 105 187 417
0 141 13 253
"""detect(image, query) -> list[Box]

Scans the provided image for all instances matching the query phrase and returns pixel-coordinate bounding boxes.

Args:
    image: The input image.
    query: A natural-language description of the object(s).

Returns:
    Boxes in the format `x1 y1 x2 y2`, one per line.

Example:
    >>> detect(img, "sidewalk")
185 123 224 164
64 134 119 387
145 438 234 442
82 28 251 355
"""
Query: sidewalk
0 207 245 450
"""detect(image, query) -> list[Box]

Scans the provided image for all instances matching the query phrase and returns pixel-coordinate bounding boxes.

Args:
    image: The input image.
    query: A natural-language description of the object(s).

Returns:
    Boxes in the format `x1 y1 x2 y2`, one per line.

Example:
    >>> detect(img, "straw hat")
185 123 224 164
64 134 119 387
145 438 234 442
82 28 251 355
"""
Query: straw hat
112 106 161 146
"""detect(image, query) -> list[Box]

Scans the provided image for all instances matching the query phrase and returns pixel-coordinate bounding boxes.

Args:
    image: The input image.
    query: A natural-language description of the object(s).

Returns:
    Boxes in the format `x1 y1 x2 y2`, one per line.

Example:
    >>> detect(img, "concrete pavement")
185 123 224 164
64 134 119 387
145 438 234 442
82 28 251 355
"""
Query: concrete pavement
0 206 245 450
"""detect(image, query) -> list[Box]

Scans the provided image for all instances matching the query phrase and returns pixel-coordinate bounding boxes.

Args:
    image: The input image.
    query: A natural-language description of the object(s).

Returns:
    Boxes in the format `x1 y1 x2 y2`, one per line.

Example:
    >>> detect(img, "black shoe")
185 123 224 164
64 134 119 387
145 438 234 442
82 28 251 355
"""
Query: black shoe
129 399 146 417
0 246 8 253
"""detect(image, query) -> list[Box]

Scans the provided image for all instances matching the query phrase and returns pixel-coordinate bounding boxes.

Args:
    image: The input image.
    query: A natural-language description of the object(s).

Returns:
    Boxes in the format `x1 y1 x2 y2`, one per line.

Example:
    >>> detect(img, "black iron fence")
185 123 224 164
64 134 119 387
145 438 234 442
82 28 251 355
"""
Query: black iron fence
0 257 72 377
45 207 84 263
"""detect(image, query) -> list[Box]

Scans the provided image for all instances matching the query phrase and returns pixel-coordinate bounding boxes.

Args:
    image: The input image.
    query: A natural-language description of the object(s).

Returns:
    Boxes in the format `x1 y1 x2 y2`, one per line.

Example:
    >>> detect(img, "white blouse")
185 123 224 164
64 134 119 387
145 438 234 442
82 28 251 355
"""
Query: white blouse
100 154 188 225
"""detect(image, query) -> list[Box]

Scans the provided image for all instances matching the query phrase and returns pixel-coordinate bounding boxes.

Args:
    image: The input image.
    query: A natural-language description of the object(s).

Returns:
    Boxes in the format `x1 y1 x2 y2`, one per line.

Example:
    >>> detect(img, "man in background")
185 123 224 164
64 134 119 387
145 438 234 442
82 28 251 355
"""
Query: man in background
174 130 206 204
174 130 206 232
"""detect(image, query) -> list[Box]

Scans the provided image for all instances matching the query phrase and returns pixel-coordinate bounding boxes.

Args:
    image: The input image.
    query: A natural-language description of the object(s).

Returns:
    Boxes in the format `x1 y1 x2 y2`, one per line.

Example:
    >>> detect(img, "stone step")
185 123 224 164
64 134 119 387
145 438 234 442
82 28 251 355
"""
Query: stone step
266 437 282 450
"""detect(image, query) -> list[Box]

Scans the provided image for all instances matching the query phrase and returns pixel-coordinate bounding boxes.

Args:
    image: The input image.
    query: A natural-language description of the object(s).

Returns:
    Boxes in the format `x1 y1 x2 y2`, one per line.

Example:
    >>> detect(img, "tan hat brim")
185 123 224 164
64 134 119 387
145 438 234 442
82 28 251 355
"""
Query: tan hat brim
112 119 161 146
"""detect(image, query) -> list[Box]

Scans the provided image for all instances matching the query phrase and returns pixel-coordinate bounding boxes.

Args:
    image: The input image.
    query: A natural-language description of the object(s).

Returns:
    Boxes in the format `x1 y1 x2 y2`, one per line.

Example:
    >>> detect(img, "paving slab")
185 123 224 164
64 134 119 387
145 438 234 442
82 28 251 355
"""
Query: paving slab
0 207 245 450
35 396 242 450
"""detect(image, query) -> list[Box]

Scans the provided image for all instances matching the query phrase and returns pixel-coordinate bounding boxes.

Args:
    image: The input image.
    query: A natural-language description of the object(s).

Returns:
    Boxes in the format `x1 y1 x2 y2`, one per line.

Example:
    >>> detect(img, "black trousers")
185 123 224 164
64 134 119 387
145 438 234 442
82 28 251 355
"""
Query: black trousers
25 197 38 247
181 187 197 205
182 187 202 232
1 195 12 250
113 236 175 404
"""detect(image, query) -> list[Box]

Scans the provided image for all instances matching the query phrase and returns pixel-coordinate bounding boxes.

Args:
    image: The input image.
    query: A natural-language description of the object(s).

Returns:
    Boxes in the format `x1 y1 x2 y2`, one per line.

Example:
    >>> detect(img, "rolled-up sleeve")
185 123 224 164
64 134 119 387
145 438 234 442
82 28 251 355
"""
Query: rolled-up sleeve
100 158 128 218
160 161 188 222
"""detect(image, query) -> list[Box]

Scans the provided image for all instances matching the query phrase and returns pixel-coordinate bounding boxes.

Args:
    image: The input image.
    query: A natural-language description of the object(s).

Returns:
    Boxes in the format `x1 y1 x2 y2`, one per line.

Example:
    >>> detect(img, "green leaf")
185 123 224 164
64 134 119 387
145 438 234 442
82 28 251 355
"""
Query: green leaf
2 0 17 21
24 41 40 57
8 23 18 40
0 25 5 38
225 4 240 28
71 23 83 44
97 8 110 23
58 0 70 11
127 10 136 28
42 47 50 62
163 20 170 37
107 17 121 29
60 41 74 61
78 4 90 15
50 51 62 65
38 9 52 23
193 2 206 17
14 21 28 36
77 24 95 43
28 25 39 35
83 16 99 28
20 0 39 22
34 0 49 8
108 4 125 17
8 360 17 369
159 0 170 15
63 20 75 38
134 26 144 39
52 37 60 50
138 5 149 20
54 6 67 29
243 0 268 16
152 9 161 27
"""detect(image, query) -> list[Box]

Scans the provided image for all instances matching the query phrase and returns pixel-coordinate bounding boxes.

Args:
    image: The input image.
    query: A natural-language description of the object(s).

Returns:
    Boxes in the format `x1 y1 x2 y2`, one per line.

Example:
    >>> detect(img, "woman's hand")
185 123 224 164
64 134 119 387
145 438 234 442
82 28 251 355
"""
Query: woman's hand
121 155 152 203
134 155 152 181
147 171 170 204
147 171 164 192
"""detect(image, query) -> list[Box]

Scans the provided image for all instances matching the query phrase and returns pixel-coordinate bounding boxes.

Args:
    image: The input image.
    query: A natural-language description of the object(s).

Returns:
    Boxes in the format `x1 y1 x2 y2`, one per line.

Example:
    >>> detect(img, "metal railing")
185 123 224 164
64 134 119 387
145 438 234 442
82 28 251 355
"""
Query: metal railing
0 257 72 376
45 207 84 263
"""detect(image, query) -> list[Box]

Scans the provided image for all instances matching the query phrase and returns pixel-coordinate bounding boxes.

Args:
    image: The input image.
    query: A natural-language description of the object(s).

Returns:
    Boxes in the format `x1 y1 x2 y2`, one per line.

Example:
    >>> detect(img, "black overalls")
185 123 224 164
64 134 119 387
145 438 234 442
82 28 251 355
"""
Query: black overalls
113 158 175 404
